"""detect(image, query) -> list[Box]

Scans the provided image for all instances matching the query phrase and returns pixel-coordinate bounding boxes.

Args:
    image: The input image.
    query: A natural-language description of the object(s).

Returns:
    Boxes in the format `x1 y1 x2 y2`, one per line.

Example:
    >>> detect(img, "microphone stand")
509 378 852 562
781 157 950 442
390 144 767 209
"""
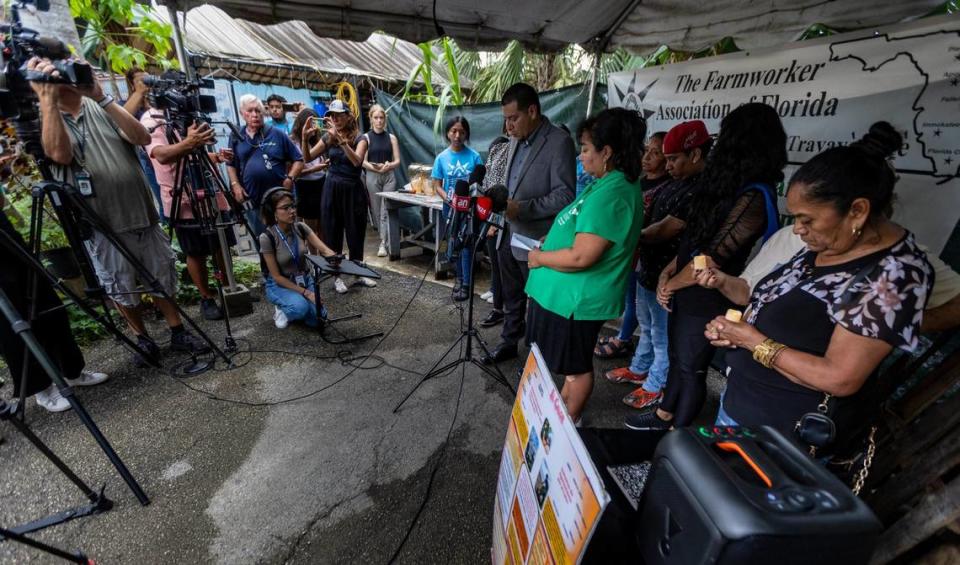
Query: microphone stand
393 217 515 413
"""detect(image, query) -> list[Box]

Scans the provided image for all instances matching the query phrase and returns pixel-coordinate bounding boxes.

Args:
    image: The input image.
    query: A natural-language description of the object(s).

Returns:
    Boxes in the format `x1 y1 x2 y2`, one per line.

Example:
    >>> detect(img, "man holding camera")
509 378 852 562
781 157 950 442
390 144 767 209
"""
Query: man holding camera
28 57 209 365
140 101 236 321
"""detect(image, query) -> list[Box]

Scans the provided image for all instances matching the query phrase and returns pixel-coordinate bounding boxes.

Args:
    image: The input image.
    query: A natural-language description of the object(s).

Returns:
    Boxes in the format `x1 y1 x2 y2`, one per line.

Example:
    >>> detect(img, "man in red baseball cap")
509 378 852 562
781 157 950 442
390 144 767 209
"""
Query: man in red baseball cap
603 120 712 411
662 120 712 180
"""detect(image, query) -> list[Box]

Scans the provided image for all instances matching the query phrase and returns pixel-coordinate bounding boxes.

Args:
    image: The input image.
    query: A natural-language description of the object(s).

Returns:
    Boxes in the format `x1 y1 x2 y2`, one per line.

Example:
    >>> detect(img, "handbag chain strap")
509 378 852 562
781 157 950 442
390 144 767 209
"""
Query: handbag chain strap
851 425 878 496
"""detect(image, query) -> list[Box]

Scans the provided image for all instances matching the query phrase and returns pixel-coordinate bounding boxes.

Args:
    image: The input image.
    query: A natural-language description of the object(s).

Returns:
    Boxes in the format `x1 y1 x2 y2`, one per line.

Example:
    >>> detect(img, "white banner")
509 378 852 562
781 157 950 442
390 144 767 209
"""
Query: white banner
608 15 960 261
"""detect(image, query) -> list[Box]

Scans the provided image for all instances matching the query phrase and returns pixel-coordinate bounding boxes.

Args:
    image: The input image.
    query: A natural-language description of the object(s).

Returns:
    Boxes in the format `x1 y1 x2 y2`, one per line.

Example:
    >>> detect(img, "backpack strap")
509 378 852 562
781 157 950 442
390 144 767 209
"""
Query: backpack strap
739 183 780 243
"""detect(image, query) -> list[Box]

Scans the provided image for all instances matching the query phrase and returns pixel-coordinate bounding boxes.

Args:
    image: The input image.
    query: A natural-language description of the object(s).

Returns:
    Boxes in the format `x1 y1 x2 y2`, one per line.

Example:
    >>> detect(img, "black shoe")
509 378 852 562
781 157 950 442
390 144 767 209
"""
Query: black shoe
170 330 212 354
479 310 504 328
481 342 518 365
624 410 672 431
453 288 469 302
201 298 224 321
133 335 161 368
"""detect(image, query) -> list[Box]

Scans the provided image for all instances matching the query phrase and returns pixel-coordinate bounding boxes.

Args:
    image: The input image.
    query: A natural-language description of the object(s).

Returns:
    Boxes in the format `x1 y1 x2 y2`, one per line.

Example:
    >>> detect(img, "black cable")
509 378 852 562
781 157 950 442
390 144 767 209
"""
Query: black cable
387 332 467 564
162 252 438 407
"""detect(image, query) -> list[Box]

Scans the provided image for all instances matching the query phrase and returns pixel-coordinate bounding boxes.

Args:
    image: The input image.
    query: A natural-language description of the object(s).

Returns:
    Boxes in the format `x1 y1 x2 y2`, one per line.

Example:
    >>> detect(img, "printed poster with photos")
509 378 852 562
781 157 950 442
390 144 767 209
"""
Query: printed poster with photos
491 345 610 565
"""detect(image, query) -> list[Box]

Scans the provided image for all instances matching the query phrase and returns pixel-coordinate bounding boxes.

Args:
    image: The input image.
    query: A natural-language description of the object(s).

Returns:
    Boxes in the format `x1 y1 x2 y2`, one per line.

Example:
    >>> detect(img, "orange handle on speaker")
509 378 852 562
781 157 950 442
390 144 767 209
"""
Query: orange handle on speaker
716 441 773 488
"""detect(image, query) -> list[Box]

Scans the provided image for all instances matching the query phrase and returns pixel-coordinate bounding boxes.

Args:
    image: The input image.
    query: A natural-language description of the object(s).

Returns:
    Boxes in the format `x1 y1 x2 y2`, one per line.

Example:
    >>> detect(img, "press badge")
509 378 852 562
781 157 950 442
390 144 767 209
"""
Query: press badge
295 274 306 287
75 169 95 197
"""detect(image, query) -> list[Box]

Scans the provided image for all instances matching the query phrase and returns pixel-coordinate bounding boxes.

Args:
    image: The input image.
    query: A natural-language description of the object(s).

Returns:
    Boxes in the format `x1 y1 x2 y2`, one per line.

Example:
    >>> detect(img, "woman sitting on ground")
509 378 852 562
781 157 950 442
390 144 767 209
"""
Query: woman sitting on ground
525 107 647 423
704 122 933 456
259 188 337 329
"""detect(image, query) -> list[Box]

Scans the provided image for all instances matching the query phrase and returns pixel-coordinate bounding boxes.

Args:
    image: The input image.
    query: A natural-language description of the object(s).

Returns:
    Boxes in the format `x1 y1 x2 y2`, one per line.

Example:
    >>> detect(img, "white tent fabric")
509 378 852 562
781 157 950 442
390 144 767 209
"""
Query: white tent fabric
612 0 946 52
153 4 460 88
161 0 633 52
161 0 946 53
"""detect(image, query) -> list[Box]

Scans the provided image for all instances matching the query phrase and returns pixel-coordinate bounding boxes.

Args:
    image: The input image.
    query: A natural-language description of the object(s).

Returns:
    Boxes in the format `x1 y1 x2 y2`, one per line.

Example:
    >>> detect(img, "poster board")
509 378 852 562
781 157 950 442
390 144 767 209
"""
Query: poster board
608 15 960 266
492 345 610 565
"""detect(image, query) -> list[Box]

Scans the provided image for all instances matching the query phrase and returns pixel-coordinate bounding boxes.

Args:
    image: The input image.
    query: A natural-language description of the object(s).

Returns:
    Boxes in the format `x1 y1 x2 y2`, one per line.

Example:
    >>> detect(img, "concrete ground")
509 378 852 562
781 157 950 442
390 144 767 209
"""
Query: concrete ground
0 229 721 564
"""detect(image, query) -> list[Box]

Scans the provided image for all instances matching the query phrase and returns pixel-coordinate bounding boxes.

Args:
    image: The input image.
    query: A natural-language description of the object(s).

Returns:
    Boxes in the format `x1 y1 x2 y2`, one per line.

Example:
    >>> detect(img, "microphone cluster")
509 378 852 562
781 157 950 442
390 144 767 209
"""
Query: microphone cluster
443 165 508 259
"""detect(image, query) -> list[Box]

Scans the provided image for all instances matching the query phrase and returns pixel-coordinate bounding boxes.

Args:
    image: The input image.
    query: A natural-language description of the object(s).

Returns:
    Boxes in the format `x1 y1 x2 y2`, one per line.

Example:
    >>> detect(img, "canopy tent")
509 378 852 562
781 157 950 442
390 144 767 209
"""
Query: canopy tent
160 0 946 53
152 4 460 90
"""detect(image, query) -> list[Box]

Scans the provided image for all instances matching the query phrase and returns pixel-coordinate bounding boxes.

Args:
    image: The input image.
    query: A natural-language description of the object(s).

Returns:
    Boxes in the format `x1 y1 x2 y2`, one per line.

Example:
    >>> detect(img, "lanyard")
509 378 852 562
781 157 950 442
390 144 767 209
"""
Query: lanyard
64 113 88 167
274 225 300 272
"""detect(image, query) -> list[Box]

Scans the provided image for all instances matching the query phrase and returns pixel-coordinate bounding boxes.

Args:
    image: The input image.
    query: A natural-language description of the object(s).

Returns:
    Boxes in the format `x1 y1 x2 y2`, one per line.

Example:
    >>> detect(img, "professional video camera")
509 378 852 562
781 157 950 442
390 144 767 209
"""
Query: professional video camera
0 0 94 157
143 71 218 135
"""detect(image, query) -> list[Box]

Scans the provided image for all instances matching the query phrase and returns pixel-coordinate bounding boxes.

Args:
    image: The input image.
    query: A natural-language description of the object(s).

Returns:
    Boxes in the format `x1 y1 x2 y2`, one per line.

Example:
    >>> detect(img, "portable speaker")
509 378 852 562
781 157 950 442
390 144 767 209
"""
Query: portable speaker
637 426 881 565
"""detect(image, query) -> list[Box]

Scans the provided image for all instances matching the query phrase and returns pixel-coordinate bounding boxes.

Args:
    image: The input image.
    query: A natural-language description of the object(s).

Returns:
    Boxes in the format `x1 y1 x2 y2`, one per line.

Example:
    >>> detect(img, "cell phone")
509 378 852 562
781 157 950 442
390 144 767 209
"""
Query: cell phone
282 102 298 112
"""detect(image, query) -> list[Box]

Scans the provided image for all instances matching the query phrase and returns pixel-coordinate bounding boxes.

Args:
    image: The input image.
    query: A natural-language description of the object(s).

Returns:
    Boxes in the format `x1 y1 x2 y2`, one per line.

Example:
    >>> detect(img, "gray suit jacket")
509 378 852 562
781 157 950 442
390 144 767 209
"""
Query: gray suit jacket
504 117 576 260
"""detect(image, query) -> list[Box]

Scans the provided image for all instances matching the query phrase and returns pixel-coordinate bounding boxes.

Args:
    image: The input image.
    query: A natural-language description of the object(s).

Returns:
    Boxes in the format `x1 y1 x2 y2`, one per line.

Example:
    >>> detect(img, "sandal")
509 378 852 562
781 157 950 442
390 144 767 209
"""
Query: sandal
594 338 633 359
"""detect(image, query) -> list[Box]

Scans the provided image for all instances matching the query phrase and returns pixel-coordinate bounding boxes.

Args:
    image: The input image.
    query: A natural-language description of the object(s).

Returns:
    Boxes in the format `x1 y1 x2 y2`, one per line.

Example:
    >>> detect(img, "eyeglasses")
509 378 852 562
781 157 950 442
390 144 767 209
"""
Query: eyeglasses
277 204 296 212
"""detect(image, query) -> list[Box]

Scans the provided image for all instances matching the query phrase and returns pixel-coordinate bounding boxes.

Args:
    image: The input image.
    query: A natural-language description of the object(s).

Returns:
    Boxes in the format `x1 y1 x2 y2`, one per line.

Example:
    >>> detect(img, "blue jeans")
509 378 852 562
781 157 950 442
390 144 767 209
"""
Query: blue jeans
617 271 639 340
630 286 670 393
265 274 323 327
715 389 739 426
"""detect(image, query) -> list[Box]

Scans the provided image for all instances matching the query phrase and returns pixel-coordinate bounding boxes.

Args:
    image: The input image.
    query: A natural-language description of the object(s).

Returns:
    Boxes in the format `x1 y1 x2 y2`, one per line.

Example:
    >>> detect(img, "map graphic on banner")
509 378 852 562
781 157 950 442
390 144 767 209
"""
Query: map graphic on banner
608 15 960 263
491 345 609 565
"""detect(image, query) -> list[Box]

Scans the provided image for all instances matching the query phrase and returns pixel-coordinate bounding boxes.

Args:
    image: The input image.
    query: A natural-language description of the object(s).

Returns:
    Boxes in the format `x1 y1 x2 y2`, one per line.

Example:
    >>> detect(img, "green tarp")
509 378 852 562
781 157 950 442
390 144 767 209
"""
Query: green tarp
375 83 607 184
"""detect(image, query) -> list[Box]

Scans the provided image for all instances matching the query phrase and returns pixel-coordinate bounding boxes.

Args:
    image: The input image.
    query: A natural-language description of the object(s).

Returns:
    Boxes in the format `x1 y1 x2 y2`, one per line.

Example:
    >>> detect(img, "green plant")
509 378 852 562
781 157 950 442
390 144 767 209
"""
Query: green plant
69 0 178 94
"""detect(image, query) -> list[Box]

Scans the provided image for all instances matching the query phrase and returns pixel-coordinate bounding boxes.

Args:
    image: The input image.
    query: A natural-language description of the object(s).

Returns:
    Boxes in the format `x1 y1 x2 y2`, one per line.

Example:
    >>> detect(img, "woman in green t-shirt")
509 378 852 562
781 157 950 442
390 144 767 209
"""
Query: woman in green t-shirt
525 108 648 423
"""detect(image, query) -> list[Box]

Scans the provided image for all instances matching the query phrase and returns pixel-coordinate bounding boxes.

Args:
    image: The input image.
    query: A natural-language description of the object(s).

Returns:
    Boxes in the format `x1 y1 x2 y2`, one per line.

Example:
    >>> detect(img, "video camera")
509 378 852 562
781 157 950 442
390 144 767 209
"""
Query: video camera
0 1 94 158
144 71 218 135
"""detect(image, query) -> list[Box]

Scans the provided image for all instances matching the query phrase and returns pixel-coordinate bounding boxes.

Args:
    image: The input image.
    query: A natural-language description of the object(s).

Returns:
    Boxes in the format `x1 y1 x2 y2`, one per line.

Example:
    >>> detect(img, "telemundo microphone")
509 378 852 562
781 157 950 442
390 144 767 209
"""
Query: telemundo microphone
479 184 509 231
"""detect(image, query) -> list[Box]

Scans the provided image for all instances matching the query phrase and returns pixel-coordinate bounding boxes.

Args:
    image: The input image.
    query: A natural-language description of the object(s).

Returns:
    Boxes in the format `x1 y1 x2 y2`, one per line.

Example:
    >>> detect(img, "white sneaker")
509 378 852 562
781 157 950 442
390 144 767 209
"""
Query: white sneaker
334 277 349 294
357 276 378 288
480 291 493 301
377 243 387 257
35 385 71 413
273 306 289 329
66 370 110 387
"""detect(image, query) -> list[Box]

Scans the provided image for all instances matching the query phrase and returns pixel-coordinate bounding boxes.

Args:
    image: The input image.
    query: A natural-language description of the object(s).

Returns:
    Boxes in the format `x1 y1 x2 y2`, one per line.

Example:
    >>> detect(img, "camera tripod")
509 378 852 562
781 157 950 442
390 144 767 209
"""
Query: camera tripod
25 178 232 373
0 284 148 527
393 227 515 413
163 113 256 360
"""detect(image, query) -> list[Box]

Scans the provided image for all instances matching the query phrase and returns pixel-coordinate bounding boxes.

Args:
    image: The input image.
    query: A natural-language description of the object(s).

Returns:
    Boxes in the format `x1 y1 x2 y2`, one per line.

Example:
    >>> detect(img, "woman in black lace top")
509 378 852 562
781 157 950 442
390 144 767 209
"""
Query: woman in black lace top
626 103 786 430
705 122 932 454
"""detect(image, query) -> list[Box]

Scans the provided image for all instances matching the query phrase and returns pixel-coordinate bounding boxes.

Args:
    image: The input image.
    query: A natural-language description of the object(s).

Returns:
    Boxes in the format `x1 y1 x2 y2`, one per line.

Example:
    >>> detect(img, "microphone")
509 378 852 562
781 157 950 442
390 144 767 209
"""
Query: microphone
445 180 471 258
467 164 486 195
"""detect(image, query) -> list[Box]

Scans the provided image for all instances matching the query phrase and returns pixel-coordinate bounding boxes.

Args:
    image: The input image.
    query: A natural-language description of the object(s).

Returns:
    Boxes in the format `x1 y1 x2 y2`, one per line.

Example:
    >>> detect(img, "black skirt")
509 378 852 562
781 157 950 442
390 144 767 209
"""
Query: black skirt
526 299 605 376
296 177 325 219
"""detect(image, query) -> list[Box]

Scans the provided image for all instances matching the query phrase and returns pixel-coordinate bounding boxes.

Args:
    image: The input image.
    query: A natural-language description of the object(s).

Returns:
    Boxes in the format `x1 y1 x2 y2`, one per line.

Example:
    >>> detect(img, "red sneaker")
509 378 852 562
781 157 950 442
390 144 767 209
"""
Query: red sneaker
604 367 647 385
623 388 663 410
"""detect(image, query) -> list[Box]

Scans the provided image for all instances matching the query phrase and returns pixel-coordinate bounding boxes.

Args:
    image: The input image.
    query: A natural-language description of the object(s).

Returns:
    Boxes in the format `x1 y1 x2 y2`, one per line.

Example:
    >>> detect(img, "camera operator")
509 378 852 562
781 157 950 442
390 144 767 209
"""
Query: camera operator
226 94 303 239
27 56 210 366
140 102 236 321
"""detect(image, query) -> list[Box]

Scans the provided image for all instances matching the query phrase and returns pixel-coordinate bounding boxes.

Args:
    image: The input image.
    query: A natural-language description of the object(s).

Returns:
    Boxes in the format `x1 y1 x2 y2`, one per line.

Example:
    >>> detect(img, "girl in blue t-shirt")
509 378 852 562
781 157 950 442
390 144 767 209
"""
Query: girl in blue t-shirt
431 116 483 301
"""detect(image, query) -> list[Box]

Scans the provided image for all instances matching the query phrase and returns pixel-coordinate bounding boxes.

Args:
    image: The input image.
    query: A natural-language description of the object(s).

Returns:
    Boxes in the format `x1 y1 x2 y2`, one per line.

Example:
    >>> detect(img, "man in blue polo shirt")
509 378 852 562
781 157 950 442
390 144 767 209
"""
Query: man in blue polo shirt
227 94 303 238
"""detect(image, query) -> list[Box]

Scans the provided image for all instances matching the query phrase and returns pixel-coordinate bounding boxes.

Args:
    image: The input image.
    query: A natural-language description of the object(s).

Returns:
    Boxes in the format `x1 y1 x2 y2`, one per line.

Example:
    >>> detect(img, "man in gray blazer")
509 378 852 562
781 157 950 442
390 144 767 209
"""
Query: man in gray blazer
482 83 576 365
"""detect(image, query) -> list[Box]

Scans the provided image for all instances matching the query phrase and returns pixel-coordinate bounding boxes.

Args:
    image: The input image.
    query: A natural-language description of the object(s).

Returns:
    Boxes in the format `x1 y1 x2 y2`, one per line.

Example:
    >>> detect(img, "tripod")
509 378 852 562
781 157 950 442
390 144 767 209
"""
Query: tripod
0 286 148 510
26 179 233 371
164 114 255 357
393 228 515 413
305 254 385 345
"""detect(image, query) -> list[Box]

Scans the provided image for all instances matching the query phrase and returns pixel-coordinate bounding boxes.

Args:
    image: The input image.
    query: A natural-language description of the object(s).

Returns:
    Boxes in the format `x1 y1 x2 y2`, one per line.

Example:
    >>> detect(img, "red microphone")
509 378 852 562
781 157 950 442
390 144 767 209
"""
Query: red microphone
475 195 494 222
450 180 471 212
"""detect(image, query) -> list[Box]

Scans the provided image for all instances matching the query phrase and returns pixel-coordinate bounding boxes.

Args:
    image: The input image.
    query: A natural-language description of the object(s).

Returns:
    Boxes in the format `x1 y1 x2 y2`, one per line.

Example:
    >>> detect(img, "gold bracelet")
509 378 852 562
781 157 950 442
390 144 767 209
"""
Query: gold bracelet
752 338 787 369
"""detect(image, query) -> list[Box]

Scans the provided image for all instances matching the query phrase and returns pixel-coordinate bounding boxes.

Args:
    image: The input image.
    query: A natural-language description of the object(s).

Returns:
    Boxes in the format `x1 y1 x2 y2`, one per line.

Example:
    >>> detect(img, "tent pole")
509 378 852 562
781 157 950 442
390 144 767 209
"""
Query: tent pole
585 44 601 117
166 6 193 81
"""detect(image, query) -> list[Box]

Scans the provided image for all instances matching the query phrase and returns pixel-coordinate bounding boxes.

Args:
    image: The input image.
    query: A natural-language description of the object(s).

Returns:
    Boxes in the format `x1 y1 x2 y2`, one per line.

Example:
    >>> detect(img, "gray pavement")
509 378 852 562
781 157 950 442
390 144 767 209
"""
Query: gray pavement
0 231 721 564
